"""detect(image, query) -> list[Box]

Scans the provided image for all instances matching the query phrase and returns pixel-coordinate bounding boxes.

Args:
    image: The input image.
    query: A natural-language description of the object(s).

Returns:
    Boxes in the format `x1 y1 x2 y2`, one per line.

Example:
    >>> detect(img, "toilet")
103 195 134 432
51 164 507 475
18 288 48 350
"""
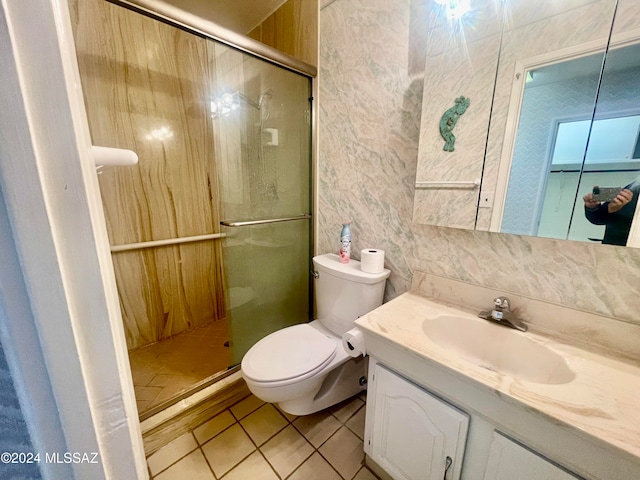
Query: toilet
241 253 390 415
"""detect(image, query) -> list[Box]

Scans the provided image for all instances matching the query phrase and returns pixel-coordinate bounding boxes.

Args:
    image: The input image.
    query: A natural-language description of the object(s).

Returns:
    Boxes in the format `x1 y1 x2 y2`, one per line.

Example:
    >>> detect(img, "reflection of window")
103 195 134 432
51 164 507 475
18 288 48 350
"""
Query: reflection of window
552 115 640 166
551 120 590 165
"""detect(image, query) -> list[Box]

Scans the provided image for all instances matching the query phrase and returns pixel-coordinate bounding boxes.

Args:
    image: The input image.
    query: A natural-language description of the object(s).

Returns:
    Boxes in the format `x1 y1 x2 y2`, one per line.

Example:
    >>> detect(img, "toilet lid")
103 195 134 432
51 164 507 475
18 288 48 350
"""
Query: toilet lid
242 324 337 383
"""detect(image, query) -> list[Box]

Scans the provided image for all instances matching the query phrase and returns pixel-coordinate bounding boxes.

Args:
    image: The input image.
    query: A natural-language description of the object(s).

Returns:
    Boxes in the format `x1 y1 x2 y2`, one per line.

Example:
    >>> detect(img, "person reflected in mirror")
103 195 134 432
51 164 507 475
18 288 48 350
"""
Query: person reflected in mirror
583 180 639 245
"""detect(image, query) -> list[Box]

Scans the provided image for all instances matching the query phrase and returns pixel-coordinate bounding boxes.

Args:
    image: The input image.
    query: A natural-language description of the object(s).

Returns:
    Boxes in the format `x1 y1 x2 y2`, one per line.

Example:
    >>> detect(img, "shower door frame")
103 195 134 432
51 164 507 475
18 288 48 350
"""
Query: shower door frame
108 0 318 408
111 0 317 77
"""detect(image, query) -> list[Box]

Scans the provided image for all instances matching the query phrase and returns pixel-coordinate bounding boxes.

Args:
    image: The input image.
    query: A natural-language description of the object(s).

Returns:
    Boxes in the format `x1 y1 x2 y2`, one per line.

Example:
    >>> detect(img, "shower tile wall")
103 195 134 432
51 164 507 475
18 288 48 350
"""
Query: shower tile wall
318 0 640 324
69 0 226 350
248 0 318 67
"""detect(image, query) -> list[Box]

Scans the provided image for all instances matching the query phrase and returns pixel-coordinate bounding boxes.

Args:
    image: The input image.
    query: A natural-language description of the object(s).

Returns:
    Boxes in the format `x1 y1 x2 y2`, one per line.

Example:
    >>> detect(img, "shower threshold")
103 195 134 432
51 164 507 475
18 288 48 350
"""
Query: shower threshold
139 366 239 422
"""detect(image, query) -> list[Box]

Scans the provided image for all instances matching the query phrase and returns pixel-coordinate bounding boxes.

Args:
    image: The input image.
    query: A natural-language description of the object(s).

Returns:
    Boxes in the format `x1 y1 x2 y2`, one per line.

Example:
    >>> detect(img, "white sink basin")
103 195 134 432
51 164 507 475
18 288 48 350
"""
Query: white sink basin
422 314 575 385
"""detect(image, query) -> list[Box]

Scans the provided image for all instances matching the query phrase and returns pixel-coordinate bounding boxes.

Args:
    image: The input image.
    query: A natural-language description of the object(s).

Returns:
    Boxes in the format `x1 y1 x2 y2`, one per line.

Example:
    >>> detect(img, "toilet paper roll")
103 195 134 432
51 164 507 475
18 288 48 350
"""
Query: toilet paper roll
342 327 366 357
360 249 385 274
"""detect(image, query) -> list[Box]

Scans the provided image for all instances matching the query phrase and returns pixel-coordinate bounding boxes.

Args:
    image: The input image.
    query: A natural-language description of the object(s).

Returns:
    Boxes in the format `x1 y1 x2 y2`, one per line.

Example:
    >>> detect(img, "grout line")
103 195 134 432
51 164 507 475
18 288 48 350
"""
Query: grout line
149 394 372 480
311 448 348 480
215 447 258 479
197 422 235 448
234 403 328 480
314 425 353 479
150 394 255 477
233 413 282 479
229 400 265 422
281 448 315 480
147 431 200 478
198 444 218 480
255 449 283 480
343 409 365 441
240 417 289 449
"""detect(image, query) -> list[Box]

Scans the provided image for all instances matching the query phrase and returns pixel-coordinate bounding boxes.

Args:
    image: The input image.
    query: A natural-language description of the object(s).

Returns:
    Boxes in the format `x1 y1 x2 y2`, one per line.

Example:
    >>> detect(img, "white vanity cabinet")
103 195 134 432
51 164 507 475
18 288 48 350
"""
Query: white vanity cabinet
483 432 580 480
356 292 640 480
364 358 588 480
364 362 469 480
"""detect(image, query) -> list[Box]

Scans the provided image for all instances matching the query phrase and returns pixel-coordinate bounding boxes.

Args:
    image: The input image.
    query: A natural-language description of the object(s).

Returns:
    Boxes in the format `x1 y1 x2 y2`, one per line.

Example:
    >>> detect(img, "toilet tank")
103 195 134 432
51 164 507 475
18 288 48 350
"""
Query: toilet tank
313 253 390 336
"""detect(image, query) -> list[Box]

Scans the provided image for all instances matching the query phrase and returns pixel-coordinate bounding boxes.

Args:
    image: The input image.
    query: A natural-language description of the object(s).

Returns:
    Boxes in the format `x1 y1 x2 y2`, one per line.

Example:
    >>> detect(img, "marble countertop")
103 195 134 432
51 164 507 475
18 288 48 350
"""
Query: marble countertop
355 291 640 463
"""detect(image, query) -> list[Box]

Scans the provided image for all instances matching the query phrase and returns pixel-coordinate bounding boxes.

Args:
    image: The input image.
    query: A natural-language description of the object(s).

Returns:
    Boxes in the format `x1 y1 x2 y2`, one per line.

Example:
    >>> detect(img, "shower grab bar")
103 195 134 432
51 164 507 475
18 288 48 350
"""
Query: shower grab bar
110 232 226 253
415 179 480 190
220 214 312 227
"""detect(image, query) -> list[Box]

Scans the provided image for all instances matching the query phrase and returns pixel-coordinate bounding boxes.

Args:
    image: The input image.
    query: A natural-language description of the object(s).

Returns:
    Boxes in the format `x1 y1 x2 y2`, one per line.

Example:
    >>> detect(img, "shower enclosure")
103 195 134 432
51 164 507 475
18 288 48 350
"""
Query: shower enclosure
69 0 313 417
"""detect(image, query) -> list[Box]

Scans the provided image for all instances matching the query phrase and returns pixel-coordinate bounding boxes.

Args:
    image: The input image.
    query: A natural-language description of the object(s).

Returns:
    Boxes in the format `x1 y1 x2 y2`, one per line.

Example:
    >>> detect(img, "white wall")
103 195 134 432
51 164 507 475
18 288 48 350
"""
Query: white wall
0 0 147 477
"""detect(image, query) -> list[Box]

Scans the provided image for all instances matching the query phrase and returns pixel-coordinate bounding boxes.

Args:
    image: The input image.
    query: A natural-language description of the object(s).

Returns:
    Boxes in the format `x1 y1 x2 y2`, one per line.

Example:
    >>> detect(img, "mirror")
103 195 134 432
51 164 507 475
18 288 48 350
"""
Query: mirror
414 0 503 230
567 43 640 246
413 0 640 247
500 45 640 245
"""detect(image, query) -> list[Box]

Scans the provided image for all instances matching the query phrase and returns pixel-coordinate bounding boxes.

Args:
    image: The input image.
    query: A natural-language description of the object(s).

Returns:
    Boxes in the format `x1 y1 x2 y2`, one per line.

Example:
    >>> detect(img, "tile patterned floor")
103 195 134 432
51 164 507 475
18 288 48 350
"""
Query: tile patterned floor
146 393 380 480
129 320 232 414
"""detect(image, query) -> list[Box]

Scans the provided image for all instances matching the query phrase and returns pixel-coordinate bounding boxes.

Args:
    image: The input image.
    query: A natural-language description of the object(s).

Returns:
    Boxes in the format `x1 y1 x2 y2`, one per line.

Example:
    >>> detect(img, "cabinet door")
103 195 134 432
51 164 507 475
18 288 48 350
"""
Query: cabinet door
483 432 581 480
369 364 468 480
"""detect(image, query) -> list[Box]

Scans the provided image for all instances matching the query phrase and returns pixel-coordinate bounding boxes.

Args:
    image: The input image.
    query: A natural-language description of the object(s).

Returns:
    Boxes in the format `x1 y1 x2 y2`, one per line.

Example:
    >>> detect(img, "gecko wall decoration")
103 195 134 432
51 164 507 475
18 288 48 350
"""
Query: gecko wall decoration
439 96 470 152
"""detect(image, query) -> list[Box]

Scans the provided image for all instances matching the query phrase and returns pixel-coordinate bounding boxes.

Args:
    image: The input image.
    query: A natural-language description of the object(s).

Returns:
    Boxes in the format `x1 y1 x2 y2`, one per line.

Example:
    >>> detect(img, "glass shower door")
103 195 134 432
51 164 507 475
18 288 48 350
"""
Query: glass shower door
209 41 312 365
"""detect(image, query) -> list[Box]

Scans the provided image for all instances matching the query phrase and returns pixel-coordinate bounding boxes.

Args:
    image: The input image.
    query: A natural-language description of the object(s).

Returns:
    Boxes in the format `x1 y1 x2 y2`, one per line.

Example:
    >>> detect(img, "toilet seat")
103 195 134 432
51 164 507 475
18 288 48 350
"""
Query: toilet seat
242 323 337 385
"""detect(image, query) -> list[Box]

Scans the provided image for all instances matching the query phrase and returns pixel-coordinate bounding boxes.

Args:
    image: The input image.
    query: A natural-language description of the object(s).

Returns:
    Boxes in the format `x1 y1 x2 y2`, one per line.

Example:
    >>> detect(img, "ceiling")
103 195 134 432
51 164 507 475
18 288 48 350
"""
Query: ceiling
161 0 288 33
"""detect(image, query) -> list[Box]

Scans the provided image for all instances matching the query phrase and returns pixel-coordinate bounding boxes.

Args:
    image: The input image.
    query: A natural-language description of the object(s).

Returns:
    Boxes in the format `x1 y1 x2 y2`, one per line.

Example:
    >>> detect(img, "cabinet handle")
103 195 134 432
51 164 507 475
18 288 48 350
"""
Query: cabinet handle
443 456 452 479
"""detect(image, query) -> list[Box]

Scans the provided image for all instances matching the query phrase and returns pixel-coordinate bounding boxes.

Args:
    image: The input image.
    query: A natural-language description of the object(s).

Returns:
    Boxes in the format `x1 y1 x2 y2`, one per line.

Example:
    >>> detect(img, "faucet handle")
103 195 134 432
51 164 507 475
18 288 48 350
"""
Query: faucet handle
493 296 510 310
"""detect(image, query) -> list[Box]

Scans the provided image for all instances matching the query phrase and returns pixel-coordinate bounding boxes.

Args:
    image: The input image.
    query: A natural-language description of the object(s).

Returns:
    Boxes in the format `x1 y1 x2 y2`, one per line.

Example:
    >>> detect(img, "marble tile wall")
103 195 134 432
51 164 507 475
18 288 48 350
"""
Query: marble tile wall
318 0 423 298
611 0 640 38
414 37 501 228
318 0 640 327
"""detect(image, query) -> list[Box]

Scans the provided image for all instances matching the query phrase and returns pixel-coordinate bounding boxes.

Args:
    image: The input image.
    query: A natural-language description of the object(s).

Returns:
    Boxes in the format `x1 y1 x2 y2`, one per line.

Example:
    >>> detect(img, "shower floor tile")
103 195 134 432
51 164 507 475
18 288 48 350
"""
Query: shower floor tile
129 319 232 414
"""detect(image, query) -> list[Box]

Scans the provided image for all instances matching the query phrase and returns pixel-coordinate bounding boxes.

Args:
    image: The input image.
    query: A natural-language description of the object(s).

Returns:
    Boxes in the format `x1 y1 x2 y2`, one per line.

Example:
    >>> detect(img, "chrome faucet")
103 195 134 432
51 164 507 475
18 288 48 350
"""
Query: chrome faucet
478 296 528 332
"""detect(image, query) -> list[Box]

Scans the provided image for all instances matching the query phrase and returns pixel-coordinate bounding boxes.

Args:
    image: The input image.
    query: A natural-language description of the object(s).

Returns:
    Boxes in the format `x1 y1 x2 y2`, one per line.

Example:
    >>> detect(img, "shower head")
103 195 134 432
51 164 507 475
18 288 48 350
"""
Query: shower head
210 90 272 119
